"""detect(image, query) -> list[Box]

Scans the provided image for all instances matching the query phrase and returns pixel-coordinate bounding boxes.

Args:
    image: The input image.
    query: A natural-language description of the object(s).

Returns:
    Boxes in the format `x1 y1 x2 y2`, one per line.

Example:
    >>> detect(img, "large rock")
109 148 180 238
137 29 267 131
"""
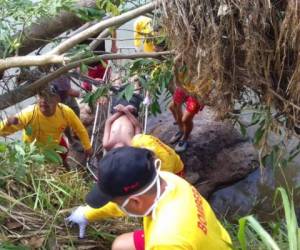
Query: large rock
69 105 259 198
148 107 259 198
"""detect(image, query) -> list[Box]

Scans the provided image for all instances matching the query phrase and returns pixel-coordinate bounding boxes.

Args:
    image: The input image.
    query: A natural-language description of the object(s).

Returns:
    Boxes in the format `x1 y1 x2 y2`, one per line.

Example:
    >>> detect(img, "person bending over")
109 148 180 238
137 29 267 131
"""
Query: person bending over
169 66 205 153
0 85 92 166
66 147 232 250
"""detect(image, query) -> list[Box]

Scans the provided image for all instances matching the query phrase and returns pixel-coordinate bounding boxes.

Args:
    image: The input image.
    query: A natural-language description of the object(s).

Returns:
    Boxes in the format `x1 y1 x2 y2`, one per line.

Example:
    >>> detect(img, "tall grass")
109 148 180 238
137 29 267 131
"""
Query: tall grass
1 141 299 249
236 187 299 250
0 141 139 249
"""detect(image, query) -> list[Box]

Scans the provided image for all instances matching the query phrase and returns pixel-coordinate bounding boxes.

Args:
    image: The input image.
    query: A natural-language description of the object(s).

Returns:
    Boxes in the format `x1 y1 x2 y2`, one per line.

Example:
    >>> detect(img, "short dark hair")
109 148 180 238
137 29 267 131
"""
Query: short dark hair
38 84 59 98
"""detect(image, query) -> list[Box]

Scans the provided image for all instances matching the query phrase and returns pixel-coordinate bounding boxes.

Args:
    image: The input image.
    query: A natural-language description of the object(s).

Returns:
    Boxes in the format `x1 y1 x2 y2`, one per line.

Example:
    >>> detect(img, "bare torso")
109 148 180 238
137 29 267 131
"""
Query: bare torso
109 115 135 148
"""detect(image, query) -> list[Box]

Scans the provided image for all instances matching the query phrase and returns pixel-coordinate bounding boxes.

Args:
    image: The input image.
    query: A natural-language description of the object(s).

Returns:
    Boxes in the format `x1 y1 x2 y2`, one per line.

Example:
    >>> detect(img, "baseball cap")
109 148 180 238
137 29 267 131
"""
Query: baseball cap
86 147 156 208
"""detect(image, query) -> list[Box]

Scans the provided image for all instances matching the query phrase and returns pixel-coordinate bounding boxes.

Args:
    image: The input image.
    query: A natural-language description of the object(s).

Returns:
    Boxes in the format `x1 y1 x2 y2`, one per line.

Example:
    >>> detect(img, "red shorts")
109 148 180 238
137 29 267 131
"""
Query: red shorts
133 230 145 250
173 87 204 115
59 137 69 161
81 62 108 92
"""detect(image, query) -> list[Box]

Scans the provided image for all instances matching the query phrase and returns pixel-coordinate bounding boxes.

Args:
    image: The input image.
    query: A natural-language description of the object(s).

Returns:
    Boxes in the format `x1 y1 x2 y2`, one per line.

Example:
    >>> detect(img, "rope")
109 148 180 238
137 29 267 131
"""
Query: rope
143 104 149 134
85 61 112 180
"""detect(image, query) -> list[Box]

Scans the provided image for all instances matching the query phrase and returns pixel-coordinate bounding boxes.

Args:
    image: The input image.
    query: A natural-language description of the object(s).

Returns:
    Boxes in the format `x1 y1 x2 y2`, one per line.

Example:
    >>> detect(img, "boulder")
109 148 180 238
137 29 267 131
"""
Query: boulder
148 107 259 198
68 105 259 198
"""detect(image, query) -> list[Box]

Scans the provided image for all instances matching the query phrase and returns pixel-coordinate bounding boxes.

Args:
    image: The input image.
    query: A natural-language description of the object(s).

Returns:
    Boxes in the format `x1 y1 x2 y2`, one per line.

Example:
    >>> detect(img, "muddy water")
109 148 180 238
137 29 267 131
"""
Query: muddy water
210 145 300 221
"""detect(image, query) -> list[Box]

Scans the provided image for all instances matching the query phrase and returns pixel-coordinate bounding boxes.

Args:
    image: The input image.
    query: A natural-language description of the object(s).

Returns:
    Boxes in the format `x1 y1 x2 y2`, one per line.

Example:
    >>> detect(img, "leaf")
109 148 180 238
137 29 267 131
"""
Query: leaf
238 215 280 250
14 144 25 156
253 126 265 145
44 149 62 164
80 63 88 74
150 100 161 116
239 121 247 137
274 188 298 250
25 125 33 136
31 154 45 163
0 143 7 153
124 84 134 101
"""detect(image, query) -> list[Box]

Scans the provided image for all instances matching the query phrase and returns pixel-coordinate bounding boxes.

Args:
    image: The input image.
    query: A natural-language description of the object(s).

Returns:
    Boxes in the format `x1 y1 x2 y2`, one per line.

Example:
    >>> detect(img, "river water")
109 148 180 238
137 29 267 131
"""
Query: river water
210 116 300 221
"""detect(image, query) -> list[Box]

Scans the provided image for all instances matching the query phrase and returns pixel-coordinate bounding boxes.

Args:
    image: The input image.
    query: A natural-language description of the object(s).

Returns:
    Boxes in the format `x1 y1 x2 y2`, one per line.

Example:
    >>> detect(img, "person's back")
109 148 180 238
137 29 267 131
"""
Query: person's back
144 171 232 249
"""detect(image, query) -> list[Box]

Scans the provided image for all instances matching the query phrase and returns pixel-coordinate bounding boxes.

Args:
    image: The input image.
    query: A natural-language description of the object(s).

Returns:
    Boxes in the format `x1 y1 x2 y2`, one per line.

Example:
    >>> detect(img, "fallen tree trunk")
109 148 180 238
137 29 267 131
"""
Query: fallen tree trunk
0 51 172 110
1 1 157 71
17 0 97 56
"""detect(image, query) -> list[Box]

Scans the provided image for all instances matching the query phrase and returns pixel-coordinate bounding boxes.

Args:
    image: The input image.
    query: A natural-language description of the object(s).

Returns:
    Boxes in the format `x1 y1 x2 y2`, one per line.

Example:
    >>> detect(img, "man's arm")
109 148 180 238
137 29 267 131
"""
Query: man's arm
0 107 34 136
122 106 142 135
66 202 125 238
102 112 123 150
64 106 92 152
84 202 125 222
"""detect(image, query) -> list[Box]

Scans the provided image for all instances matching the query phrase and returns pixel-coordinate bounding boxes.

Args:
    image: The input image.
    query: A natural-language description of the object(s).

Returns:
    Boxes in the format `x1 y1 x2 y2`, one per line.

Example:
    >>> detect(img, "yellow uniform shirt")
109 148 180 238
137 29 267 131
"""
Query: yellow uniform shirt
131 134 184 174
0 104 91 150
134 16 155 53
83 172 232 250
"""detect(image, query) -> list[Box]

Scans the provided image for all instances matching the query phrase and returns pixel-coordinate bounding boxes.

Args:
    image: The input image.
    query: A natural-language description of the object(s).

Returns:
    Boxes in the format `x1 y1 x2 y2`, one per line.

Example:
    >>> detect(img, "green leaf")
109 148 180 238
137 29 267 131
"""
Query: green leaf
253 126 265 145
238 215 280 250
31 154 45 163
124 84 134 101
25 125 33 136
44 149 62 164
0 143 7 153
73 7 105 21
238 121 247 137
80 63 89 74
14 144 25 156
274 188 298 250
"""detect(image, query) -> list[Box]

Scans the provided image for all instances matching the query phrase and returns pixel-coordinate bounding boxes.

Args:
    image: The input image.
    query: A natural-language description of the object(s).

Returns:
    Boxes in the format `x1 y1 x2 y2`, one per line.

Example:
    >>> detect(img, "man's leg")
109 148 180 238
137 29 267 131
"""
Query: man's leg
59 136 69 169
169 101 183 129
175 96 203 152
112 230 144 250
181 111 196 141
169 87 186 144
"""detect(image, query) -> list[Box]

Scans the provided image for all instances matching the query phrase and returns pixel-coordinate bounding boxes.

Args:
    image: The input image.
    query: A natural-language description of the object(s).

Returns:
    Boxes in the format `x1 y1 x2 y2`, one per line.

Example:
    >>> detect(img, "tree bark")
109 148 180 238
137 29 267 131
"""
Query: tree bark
0 51 172 110
1 2 157 71
18 0 97 56
47 2 156 55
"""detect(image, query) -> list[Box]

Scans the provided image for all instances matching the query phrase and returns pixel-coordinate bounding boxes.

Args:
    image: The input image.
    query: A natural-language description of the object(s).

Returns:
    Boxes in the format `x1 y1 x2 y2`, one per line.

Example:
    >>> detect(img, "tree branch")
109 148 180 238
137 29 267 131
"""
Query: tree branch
18 0 98 56
0 1 157 71
47 1 157 55
0 55 65 71
0 51 172 110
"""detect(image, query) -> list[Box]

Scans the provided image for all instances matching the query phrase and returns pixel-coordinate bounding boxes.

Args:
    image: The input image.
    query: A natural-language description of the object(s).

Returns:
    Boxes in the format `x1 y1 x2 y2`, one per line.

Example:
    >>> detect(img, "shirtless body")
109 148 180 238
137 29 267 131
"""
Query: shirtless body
102 104 141 151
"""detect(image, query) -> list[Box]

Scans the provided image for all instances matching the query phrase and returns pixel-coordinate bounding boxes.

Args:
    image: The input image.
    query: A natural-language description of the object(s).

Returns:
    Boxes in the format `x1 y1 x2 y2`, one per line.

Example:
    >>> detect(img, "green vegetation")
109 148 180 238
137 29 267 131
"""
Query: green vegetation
0 141 299 249
0 140 140 249
1 0 300 249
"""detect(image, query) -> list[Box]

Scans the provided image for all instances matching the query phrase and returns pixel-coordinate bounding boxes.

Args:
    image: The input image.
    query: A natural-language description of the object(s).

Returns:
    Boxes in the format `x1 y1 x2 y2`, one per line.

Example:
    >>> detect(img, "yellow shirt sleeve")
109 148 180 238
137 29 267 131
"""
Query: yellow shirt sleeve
83 202 125 222
0 106 35 137
62 105 91 150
